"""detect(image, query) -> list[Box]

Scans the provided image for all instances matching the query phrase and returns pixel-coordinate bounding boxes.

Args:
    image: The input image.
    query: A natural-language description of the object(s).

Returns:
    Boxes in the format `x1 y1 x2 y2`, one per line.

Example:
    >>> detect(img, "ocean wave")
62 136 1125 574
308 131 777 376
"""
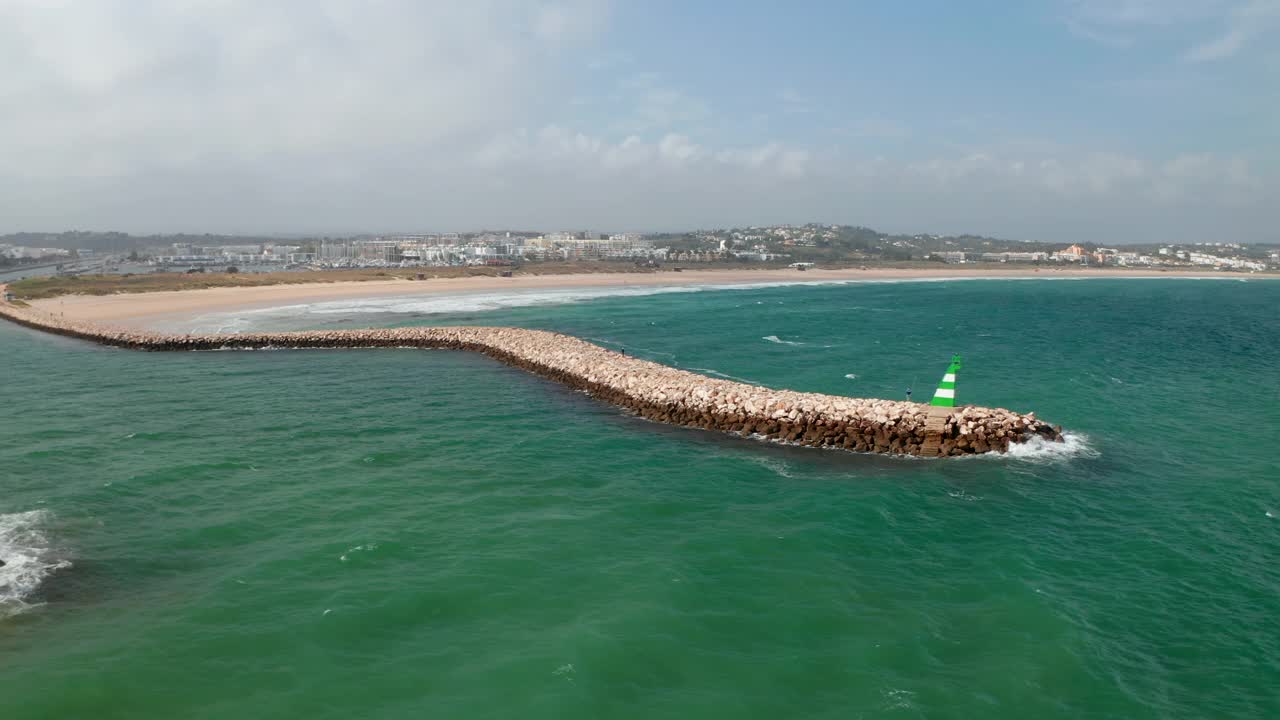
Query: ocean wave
185 274 1265 333
189 277 995 333
208 316 255 334
762 335 805 346
339 543 379 562
749 456 795 478
734 426 1089 463
688 367 762 385
0 510 71 620
309 286 704 315
192 285 711 332
1003 432 1097 462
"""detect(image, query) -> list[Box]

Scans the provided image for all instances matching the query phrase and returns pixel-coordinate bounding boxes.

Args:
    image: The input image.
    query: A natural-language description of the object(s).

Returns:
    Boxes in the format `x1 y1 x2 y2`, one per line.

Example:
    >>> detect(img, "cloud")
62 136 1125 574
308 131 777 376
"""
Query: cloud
606 72 712 134
0 0 608 179
1186 28 1251 59
0 1 1271 245
901 146 1257 203
464 127 1262 239
1062 0 1280 60
777 89 815 115
1063 20 1137 47
1 127 1266 242
475 126 809 179
1185 0 1280 61
1065 0 1229 27
1151 153 1257 200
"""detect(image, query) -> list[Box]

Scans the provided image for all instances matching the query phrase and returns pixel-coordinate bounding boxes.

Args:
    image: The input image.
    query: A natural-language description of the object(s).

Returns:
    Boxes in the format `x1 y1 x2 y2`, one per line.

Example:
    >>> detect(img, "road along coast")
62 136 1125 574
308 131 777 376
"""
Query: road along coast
0 295 1064 458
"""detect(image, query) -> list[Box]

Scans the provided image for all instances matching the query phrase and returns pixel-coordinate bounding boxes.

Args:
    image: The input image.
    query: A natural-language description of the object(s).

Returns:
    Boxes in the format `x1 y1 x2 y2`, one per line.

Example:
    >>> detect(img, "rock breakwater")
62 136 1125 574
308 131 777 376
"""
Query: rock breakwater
0 295 1063 457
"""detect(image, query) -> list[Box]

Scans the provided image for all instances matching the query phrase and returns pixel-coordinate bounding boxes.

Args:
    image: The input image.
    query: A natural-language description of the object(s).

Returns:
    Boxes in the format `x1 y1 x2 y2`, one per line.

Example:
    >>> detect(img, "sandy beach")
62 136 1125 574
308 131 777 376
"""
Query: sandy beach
23 266 1272 329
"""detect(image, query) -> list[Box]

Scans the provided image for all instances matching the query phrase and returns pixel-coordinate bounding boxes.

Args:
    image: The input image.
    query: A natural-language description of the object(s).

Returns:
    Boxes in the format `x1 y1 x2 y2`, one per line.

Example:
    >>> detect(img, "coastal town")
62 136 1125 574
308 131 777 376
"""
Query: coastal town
2 224 1277 279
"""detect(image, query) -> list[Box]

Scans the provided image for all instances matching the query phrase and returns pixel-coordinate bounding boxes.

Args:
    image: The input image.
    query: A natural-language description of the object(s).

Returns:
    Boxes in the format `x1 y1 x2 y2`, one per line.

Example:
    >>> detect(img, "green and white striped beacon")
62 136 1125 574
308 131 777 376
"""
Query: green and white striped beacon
930 354 962 407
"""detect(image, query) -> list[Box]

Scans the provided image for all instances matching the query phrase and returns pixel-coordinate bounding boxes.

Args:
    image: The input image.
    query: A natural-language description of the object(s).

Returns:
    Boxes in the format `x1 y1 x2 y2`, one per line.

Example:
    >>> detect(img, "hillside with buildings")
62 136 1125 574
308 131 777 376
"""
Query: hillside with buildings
653 224 1277 271
3 225 1277 274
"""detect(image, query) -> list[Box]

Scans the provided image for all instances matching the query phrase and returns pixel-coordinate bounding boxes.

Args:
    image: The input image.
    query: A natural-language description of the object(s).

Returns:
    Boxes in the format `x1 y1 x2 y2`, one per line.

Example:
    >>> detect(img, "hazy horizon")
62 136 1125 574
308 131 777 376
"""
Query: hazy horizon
2 1 1276 244
3 224 1274 249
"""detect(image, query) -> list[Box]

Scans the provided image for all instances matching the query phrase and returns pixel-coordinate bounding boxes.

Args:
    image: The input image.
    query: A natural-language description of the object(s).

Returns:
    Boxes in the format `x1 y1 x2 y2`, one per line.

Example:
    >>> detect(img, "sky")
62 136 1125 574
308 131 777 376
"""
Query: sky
1 0 1276 243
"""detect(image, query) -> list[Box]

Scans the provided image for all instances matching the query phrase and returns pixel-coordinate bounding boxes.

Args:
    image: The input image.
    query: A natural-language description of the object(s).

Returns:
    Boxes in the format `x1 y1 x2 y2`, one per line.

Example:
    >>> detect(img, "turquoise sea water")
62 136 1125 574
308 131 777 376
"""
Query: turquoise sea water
2 278 1278 719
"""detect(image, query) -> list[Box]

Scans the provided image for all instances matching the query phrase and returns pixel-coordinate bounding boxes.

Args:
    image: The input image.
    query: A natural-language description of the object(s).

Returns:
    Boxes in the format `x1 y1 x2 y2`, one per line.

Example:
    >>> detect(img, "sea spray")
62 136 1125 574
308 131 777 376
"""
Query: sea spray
0 510 71 619
193 286 709 333
762 335 805 346
1002 432 1097 462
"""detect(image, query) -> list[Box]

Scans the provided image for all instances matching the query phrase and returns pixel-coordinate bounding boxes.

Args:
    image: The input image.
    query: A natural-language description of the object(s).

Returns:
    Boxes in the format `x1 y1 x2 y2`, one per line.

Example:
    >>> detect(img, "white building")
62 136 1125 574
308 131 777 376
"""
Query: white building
980 252 1048 263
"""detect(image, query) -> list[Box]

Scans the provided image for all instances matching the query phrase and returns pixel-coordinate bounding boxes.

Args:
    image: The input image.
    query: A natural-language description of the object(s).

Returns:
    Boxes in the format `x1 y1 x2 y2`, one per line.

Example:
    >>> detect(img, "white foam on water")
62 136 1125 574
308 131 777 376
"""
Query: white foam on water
881 688 918 710
762 335 805 346
339 542 378 562
182 274 1269 333
844 373 859 380
553 663 576 683
688 367 762 385
175 312 255 335
0 510 71 620
1003 432 1097 462
191 285 709 332
188 277 963 332
314 285 703 315
749 456 795 478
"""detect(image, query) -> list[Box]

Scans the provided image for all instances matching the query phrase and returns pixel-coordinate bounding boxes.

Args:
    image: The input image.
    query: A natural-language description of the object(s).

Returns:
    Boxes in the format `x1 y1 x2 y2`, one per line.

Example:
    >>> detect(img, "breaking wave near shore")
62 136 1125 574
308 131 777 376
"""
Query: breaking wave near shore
1001 432 1097 462
0 510 71 620
191 285 710 332
174 275 1262 334
181 275 1168 333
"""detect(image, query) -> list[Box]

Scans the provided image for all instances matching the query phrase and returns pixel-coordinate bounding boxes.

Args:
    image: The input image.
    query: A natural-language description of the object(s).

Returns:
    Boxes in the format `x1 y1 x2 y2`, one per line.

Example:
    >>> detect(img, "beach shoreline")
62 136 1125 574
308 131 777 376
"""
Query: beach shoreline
23 266 1274 329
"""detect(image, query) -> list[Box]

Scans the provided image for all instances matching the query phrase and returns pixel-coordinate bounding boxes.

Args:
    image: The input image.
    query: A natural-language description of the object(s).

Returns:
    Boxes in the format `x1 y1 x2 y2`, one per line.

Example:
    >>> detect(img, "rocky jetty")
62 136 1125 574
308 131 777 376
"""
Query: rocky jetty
0 295 1063 457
